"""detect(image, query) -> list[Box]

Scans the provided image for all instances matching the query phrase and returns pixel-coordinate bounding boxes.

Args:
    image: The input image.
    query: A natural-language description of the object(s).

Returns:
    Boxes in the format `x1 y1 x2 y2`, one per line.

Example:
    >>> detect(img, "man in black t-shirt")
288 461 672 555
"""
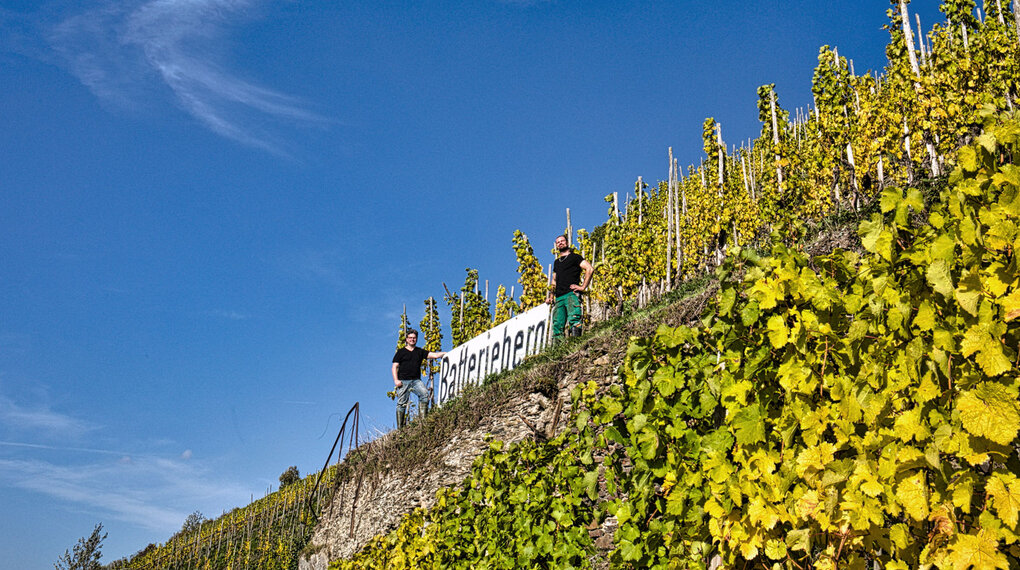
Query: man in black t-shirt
391 329 446 428
546 234 594 341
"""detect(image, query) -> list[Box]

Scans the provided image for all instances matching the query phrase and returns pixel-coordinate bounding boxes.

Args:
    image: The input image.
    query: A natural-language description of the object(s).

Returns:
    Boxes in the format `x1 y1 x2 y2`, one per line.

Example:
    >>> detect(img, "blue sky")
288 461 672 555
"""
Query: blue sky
0 0 947 566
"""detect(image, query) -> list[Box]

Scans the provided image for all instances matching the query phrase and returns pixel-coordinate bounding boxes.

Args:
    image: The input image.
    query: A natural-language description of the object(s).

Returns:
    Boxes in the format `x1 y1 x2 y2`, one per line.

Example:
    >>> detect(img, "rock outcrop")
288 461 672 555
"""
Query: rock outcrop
299 287 714 569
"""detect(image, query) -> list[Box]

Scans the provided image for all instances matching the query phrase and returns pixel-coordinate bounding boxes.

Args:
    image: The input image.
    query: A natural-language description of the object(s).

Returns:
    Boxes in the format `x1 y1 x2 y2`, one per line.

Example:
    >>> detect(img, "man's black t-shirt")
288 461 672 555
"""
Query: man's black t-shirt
392 346 429 380
553 252 585 297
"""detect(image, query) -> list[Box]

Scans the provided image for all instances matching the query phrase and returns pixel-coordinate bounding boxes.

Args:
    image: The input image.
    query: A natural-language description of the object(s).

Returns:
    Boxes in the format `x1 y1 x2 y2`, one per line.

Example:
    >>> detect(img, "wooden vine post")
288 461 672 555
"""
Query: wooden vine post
716 123 724 188
846 142 859 210
1015 0 1020 44
565 207 572 245
899 0 921 77
770 88 784 191
675 158 683 280
666 148 674 291
636 176 644 225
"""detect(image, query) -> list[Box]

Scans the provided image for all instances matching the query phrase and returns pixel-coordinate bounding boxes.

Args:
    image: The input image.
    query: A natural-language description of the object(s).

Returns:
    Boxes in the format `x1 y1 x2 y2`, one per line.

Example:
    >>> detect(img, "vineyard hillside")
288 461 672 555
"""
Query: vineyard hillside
299 227 867 570
299 271 724 569
106 256 724 570
331 116 1020 568
108 1 1020 568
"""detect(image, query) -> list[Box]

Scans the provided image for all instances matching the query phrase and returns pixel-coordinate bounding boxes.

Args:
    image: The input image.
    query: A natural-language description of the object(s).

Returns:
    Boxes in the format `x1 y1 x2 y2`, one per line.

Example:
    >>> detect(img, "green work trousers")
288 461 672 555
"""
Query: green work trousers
552 292 582 340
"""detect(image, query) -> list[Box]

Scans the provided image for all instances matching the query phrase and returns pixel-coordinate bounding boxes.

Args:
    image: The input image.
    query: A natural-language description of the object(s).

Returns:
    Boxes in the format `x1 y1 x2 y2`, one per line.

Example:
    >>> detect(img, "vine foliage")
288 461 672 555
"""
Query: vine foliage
333 111 1020 569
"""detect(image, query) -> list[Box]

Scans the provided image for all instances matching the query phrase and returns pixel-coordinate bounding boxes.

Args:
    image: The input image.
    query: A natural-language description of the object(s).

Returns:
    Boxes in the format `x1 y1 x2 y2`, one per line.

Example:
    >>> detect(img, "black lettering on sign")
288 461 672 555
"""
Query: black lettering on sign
491 342 501 376
513 330 525 366
502 329 512 369
440 356 453 404
477 346 487 378
534 320 547 350
458 349 468 391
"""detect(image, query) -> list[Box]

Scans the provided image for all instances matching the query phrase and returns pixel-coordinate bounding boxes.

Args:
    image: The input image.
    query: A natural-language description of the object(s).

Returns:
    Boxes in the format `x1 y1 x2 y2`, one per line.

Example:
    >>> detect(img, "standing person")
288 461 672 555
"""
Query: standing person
391 329 446 429
546 234 594 341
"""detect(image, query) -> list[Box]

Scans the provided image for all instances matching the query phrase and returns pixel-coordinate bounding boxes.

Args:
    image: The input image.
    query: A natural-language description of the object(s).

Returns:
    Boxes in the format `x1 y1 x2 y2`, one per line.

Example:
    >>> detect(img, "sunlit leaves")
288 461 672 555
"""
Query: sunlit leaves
948 530 1010 570
986 473 1020 529
336 32 1020 570
731 404 767 446
957 382 1020 445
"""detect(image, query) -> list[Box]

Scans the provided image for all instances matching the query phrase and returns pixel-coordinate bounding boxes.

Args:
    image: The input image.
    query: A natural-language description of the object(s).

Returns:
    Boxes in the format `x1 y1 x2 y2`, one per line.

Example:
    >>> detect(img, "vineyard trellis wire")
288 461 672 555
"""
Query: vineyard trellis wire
307 402 363 535
108 402 363 570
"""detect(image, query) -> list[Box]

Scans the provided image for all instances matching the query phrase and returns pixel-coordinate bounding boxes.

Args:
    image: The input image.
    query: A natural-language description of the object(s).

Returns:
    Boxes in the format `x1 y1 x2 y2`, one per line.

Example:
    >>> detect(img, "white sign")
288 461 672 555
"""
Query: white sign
436 304 550 405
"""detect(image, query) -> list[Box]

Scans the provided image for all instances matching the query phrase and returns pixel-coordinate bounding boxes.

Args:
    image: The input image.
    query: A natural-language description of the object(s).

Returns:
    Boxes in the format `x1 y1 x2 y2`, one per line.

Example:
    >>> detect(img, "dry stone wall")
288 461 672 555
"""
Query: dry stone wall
298 288 713 569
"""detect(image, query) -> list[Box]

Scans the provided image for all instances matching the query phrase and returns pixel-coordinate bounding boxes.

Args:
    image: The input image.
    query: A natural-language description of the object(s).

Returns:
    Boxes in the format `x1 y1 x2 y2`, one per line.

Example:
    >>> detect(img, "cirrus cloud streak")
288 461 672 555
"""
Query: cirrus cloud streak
48 0 326 153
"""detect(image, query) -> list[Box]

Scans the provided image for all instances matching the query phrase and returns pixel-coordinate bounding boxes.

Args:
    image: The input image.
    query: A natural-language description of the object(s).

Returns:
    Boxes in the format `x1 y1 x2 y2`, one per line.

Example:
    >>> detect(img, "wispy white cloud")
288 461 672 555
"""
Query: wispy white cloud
0 392 247 533
47 0 325 153
0 454 248 532
273 247 349 287
0 393 94 437
205 309 251 321
0 440 123 455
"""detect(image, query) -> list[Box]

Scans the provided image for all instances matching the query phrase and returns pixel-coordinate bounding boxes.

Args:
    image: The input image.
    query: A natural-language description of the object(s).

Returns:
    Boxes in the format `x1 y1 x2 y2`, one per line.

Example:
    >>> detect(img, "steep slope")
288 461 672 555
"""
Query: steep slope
327 115 1020 569
299 278 719 569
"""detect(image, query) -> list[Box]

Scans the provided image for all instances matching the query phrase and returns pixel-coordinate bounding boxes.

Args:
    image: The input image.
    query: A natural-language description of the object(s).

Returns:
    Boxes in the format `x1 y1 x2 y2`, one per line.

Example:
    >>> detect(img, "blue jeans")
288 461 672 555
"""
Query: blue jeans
396 378 430 415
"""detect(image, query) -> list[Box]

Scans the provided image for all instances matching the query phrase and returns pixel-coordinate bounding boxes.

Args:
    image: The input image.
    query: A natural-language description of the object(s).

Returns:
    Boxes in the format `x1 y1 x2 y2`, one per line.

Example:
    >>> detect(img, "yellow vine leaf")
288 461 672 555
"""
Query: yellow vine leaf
955 270 983 316
982 262 1013 298
926 260 954 297
747 497 780 530
929 233 956 264
951 473 976 514
796 490 821 521
860 218 893 261
739 536 761 560
986 473 1020 529
795 443 835 478
948 529 1009 570
957 383 1020 445
786 528 810 553
896 472 930 522
992 164 1020 189
764 538 786 560
861 478 884 498
958 145 979 173
889 523 911 550
894 407 930 443
766 314 789 348
1001 288 1020 321
961 322 1012 376
916 375 941 403
914 300 937 330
